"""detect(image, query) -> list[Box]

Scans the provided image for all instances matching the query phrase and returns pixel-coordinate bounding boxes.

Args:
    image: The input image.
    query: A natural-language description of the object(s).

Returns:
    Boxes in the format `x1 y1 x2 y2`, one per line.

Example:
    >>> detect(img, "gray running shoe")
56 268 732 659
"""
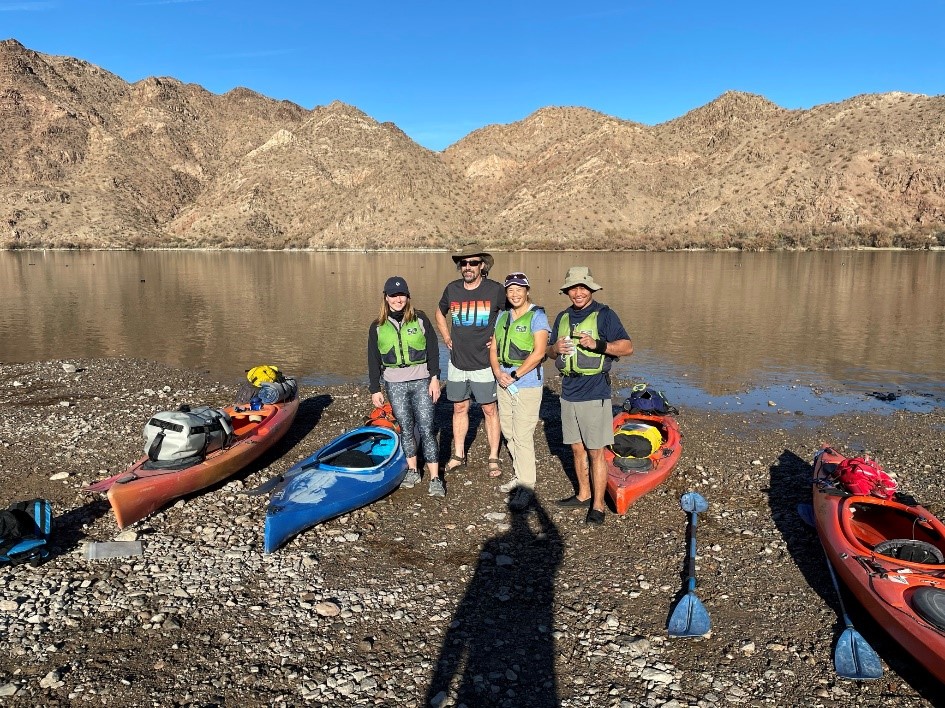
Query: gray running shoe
428 477 446 497
400 469 421 489
499 478 519 494
508 487 533 512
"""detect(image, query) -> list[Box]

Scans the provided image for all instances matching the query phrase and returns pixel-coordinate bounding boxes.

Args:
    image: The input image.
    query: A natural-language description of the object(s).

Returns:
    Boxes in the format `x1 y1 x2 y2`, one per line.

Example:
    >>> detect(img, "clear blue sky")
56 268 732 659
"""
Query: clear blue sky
3 1 944 151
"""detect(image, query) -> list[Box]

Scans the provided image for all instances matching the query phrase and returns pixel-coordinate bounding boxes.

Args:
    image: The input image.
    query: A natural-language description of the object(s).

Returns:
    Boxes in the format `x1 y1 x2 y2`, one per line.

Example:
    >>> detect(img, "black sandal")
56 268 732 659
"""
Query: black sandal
444 453 466 472
488 458 503 478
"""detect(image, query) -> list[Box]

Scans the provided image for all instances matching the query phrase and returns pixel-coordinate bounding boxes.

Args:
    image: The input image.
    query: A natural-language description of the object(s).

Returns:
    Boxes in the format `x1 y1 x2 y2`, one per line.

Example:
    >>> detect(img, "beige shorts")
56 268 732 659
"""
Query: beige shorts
560 399 615 450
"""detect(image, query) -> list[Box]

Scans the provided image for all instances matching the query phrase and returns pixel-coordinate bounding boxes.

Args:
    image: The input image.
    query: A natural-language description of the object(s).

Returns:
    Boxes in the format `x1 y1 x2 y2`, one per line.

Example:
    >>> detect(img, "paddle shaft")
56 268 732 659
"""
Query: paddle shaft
820 542 855 630
245 434 386 496
321 434 384 463
686 508 701 593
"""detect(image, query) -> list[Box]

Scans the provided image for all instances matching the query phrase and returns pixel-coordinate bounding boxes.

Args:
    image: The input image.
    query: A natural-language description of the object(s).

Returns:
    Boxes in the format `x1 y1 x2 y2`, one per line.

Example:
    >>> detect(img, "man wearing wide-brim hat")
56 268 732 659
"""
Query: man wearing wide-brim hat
435 244 506 480
546 266 633 525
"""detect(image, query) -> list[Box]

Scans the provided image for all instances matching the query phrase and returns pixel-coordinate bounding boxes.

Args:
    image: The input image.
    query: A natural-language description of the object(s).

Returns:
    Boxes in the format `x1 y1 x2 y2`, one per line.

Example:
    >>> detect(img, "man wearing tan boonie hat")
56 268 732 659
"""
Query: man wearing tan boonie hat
435 243 505 480
449 244 495 275
558 265 603 292
546 266 633 525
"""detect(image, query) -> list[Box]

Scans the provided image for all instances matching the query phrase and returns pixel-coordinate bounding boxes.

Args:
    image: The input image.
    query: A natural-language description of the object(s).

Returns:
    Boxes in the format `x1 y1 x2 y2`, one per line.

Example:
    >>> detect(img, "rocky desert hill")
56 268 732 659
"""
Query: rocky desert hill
2 38 944 250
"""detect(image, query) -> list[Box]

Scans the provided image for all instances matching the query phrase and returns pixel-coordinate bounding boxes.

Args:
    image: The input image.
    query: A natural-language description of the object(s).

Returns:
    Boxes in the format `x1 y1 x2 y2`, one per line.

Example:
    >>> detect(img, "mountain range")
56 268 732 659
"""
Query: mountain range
2 38 943 250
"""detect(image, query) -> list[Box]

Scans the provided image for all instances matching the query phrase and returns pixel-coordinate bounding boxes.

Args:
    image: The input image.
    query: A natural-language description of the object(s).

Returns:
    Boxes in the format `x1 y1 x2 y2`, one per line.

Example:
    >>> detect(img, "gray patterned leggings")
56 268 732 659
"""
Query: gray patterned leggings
385 378 438 463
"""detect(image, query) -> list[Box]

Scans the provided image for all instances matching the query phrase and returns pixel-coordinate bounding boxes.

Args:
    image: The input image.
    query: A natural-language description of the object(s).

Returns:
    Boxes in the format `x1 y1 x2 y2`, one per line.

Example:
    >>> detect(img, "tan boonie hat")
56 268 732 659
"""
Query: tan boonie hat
560 266 603 292
450 243 495 271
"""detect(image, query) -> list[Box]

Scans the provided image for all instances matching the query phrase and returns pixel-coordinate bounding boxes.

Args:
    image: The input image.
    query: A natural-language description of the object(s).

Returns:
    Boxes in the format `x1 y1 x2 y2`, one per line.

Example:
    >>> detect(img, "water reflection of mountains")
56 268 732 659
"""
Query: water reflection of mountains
2 250 942 399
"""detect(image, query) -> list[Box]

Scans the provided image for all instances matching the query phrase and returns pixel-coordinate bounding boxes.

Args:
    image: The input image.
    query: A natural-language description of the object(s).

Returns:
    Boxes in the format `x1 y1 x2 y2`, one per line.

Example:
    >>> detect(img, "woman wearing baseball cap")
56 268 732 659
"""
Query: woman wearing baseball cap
368 276 444 496
489 271 551 511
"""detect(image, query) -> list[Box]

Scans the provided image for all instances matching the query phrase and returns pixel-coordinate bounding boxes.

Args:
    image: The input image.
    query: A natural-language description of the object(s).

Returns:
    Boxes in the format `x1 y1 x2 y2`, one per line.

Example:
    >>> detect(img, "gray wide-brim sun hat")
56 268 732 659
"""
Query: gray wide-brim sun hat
450 243 495 272
560 266 603 292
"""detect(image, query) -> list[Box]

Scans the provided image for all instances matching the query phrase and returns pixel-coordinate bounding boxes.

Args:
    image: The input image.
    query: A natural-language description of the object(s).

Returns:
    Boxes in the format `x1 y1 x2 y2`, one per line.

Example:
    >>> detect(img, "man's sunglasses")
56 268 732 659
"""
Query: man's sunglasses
459 259 482 267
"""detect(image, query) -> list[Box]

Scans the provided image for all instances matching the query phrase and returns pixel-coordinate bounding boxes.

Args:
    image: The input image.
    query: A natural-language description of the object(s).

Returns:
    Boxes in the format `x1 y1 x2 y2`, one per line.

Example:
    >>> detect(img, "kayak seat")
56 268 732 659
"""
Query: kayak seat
369 436 397 464
873 538 945 565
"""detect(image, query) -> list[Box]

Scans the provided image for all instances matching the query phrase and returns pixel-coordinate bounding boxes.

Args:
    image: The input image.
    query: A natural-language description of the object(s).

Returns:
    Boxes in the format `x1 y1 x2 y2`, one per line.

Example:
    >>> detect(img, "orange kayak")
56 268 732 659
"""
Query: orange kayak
603 412 682 514
812 446 945 684
85 397 300 529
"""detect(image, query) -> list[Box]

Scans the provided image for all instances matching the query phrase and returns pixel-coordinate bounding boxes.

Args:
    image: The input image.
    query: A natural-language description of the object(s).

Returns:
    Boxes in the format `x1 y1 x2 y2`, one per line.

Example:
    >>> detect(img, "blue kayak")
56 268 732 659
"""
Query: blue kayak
264 425 406 553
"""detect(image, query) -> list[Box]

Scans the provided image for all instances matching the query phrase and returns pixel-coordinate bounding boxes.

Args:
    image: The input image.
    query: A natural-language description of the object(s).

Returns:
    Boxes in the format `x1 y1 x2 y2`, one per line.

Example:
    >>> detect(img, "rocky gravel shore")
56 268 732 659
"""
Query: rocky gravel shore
1 359 943 707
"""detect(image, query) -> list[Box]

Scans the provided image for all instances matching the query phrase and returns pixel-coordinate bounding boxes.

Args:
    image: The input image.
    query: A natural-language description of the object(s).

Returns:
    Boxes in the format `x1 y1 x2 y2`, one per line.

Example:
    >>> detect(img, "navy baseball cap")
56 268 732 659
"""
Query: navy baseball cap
383 276 410 296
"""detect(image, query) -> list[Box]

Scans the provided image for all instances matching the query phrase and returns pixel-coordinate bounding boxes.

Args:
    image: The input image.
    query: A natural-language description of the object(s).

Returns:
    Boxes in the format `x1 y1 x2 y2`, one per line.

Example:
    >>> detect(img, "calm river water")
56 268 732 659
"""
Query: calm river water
2 250 943 413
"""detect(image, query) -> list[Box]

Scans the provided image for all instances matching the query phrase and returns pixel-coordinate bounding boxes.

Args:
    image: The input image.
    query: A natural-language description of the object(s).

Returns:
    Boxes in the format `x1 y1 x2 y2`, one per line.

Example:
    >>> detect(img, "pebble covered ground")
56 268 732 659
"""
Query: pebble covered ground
0 359 943 707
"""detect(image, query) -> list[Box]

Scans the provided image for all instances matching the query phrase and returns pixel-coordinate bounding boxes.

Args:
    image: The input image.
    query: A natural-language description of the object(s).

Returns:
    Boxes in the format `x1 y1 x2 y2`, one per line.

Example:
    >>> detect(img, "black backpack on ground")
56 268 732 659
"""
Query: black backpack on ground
0 498 53 567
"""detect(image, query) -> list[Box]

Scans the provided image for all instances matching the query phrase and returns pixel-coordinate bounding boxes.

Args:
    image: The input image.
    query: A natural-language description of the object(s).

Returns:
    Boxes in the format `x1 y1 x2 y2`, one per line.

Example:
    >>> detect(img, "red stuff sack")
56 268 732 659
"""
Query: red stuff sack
835 456 897 499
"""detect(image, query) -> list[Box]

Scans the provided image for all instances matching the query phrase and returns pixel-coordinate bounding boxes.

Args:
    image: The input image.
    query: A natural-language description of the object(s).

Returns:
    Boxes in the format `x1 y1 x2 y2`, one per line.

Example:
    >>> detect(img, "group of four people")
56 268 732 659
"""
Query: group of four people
366 245 632 524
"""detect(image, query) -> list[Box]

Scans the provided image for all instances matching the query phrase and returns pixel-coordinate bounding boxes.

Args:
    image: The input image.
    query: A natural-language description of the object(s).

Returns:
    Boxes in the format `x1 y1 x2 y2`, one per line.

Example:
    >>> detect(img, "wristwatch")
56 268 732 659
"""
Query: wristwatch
510 370 519 380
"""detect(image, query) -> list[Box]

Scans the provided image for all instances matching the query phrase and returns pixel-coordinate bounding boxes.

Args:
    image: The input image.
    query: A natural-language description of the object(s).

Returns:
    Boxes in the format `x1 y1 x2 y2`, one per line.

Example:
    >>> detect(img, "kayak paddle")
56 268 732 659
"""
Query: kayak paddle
797 502 884 680
243 434 387 496
668 491 711 637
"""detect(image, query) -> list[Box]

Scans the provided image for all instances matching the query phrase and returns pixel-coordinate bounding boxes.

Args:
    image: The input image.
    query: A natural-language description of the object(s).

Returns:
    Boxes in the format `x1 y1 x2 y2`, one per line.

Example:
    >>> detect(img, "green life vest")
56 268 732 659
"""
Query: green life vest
377 317 427 368
556 309 604 375
495 308 541 367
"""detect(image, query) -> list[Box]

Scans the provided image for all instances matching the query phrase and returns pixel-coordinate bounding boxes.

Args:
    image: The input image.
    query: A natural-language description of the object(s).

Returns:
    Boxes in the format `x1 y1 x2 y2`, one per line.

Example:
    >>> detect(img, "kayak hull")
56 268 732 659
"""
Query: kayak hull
85 397 300 529
812 447 945 684
604 412 682 514
264 425 406 553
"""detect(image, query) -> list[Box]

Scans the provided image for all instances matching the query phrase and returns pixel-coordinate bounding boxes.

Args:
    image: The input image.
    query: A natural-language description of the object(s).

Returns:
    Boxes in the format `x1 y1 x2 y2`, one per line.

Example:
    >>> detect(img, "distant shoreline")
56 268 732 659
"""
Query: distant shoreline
3 245 944 253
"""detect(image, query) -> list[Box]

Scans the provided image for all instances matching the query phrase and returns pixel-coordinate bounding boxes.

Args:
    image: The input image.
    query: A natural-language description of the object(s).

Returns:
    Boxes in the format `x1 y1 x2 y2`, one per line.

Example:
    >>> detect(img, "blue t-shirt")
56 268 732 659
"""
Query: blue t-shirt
551 301 631 402
494 306 551 389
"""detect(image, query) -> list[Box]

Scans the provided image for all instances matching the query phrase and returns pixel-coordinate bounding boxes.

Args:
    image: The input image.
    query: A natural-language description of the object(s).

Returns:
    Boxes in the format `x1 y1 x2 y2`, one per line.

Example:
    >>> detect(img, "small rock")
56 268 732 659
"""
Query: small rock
0 683 17 697
62 363 77 374
640 667 674 684
49 471 70 481
315 602 341 617
162 617 181 630
39 670 62 689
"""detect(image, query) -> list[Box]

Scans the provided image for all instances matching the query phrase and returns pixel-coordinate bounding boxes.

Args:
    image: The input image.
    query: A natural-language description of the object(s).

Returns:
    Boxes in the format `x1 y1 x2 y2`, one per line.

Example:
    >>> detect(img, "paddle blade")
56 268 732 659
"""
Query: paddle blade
668 592 711 637
834 627 883 680
797 503 815 527
680 491 708 514
242 475 285 497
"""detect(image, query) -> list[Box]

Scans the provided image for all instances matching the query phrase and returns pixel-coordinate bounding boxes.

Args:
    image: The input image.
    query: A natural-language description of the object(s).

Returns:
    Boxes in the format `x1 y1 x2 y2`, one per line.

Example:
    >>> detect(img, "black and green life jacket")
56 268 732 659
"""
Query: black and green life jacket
495 307 543 368
555 309 605 375
377 317 427 368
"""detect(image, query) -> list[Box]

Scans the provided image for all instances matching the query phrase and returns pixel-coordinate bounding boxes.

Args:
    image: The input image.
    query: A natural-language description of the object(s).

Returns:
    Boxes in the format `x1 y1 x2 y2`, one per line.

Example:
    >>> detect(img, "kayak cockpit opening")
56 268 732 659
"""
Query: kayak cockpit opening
846 501 945 564
319 430 399 469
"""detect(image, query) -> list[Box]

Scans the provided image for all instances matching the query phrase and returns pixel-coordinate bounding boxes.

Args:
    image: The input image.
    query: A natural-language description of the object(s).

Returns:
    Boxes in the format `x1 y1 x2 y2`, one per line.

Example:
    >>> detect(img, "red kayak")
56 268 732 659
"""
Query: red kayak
812 446 945 684
603 412 682 514
85 397 299 529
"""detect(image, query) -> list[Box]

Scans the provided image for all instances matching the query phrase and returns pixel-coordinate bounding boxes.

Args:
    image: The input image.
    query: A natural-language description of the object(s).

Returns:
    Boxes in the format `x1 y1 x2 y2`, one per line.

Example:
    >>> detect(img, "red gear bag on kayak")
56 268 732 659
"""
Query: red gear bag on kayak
834 456 897 499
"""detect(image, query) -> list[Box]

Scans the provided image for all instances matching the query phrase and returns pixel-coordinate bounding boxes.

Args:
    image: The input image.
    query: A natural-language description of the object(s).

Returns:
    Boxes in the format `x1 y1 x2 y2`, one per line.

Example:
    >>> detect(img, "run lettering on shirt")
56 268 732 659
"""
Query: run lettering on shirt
450 300 494 327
